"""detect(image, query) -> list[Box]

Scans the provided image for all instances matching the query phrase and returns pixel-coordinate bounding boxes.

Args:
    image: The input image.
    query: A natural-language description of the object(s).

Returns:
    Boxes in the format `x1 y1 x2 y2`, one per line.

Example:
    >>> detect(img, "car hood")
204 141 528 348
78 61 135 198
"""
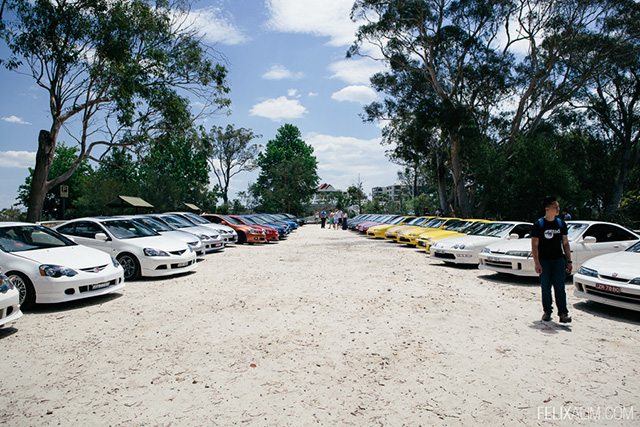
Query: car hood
484 238 531 253
123 235 190 251
162 230 199 244
435 235 500 250
8 245 113 267
581 251 640 278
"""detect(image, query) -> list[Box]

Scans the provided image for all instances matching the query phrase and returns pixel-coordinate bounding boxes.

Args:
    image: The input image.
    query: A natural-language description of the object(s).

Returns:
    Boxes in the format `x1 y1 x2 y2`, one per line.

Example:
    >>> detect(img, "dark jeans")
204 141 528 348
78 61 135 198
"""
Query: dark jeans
539 258 568 315
321 218 326 228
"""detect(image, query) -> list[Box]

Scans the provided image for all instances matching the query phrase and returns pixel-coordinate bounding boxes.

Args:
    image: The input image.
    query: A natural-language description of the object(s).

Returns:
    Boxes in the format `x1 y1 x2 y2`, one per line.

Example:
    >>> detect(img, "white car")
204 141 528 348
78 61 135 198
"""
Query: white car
478 221 640 277
429 221 532 265
167 212 239 244
0 222 124 308
573 241 640 312
0 270 22 327
144 214 225 253
124 216 206 257
54 217 197 280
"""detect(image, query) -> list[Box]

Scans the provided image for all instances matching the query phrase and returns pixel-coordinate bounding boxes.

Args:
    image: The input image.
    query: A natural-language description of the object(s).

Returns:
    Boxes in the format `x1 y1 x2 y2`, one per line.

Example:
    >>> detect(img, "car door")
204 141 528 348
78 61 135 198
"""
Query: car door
58 221 112 255
574 224 638 267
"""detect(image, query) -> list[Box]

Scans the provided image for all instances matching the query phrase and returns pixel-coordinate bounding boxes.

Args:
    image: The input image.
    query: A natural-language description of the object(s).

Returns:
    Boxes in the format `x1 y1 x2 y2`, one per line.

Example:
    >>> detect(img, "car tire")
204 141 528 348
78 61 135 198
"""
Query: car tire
7 272 35 310
117 253 141 280
238 232 247 244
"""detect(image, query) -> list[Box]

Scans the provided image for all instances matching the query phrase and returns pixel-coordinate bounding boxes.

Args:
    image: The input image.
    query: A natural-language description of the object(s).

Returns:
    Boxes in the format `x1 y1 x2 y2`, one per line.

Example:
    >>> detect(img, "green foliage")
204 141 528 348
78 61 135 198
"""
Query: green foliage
17 143 92 220
252 124 319 215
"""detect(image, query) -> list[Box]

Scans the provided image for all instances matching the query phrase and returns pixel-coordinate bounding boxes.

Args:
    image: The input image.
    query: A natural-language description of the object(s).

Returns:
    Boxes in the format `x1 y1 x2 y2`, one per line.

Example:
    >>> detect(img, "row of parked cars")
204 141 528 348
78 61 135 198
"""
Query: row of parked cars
0 212 304 328
347 214 640 313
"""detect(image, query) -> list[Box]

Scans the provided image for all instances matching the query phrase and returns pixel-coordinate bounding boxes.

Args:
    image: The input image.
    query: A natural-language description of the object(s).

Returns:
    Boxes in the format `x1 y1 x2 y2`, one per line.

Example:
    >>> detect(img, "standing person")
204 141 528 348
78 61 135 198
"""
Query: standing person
435 208 443 217
334 209 342 230
314 211 319 224
328 210 334 229
342 211 349 230
320 209 327 228
562 208 572 221
532 196 572 323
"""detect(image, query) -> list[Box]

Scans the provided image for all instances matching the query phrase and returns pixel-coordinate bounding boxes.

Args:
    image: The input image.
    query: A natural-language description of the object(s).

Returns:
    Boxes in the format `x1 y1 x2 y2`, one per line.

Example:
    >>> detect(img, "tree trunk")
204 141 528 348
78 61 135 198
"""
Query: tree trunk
26 130 56 223
436 151 448 215
450 134 472 218
606 140 633 215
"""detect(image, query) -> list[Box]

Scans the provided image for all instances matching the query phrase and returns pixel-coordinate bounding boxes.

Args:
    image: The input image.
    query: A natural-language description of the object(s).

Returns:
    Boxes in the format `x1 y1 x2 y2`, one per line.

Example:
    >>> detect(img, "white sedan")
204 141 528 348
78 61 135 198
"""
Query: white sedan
573 241 640 312
167 212 239 244
54 217 197 280
478 221 640 277
0 270 22 327
0 222 124 308
144 214 225 253
429 221 532 265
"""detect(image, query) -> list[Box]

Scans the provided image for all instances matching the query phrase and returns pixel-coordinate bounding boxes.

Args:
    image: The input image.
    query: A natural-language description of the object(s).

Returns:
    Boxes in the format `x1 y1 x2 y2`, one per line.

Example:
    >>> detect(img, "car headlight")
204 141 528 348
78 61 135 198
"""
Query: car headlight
197 234 210 240
143 248 170 257
578 266 599 278
39 265 78 278
481 247 491 254
629 277 640 285
453 244 465 249
505 250 531 258
111 257 120 268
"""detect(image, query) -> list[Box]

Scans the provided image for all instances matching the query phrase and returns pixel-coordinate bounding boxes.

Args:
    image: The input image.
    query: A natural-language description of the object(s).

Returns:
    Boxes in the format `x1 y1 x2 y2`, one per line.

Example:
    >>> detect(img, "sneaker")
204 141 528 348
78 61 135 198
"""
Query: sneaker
559 314 572 323
541 312 552 322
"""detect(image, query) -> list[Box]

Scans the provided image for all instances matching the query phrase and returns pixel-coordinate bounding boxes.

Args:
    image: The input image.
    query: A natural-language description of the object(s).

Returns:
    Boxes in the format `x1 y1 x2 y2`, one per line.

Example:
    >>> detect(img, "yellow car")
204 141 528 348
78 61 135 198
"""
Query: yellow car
367 216 417 238
384 216 433 241
416 219 492 252
396 217 461 246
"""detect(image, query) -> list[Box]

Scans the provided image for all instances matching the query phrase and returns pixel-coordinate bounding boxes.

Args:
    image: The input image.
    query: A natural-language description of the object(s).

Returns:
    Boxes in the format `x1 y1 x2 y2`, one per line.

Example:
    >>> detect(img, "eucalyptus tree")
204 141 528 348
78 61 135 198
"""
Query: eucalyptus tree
349 0 630 217
204 124 262 206
1 0 229 222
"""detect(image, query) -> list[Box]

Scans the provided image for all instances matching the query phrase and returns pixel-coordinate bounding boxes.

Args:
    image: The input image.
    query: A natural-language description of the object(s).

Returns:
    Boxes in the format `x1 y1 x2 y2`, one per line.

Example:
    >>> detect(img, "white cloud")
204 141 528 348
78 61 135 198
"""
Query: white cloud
287 89 300 98
249 96 308 121
262 64 304 80
331 85 377 105
305 132 398 192
0 151 36 168
308 92 318 97
189 7 249 45
2 115 31 125
328 59 386 85
265 0 359 47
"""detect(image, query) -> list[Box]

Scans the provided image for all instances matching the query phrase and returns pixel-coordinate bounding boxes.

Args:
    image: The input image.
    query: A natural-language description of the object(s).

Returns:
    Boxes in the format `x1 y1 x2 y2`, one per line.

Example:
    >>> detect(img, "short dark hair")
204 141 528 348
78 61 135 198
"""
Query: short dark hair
543 196 557 209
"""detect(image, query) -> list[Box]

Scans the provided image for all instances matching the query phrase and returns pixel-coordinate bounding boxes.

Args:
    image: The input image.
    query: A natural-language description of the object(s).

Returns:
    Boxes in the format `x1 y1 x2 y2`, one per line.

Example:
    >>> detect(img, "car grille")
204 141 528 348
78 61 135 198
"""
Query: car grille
584 285 640 305
484 259 512 268
598 274 631 284
79 279 118 293
170 250 186 256
79 264 108 273
432 252 455 260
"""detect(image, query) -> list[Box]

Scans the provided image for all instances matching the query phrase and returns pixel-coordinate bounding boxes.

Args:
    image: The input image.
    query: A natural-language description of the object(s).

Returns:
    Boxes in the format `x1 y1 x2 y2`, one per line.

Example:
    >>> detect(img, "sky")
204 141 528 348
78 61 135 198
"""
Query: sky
0 0 402 211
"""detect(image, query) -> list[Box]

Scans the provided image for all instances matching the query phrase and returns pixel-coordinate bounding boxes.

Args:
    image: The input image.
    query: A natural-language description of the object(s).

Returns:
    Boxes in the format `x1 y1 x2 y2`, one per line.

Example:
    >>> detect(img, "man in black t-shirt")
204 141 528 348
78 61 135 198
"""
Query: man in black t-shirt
531 196 573 323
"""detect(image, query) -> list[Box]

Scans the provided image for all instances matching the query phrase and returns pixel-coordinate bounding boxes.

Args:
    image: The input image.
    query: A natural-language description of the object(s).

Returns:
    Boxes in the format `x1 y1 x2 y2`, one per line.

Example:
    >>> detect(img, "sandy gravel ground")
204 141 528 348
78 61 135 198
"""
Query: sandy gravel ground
1 225 639 426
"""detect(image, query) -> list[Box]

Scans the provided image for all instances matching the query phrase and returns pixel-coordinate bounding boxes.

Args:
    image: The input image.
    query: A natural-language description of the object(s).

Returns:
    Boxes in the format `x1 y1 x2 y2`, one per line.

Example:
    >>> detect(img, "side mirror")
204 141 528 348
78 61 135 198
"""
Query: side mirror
94 232 108 241
507 233 520 240
583 236 597 244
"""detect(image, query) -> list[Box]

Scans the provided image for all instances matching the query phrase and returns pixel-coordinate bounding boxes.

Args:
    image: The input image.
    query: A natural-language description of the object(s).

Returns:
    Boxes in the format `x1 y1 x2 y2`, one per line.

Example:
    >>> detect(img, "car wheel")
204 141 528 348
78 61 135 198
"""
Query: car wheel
117 253 141 280
238 232 247 244
7 272 35 309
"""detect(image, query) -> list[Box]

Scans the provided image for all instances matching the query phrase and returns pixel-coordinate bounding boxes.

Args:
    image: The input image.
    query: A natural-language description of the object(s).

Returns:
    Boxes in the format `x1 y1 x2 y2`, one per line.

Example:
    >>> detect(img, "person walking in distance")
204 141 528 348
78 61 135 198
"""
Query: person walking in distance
531 196 572 323
320 209 327 228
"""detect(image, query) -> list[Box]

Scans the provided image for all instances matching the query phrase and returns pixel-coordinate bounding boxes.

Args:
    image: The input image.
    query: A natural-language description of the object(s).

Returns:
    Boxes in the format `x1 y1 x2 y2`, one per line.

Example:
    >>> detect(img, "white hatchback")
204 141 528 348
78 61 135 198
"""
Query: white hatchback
54 217 197 280
573 242 640 312
0 222 124 308
478 221 640 277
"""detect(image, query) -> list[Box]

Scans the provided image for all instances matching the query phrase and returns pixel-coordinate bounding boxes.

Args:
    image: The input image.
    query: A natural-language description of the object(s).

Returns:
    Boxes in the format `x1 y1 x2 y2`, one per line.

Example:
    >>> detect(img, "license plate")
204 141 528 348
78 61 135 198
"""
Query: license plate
177 262 188 268
92 282 111 290
595 283 621 293
215 243 222 247
487 256 500 262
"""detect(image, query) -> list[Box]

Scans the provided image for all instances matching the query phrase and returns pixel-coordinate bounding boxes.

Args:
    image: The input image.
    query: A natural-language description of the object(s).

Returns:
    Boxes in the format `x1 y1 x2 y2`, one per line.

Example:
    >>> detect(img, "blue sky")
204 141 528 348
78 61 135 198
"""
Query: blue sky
0 0 401 210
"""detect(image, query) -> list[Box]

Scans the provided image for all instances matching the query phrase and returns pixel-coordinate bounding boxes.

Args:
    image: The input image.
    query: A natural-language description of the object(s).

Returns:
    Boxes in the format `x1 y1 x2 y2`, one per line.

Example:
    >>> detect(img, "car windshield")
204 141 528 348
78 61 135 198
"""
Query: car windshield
238 216 257 225
443 220 471 232
220 215 241 225
424 218 447 228
470 222 513 238
627 241 640 252
0 225 75 252
101 220 158 239
158 215 194 229
134 217 173 232
567 223 590 241
407 217 429 226
183 213 209 225
389 216 407 225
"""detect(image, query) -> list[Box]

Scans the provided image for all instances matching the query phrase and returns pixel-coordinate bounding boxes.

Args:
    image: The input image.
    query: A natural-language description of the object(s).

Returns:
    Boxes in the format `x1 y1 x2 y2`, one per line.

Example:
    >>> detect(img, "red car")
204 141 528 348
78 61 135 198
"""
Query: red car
229 215 280 242
201 214 267 244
